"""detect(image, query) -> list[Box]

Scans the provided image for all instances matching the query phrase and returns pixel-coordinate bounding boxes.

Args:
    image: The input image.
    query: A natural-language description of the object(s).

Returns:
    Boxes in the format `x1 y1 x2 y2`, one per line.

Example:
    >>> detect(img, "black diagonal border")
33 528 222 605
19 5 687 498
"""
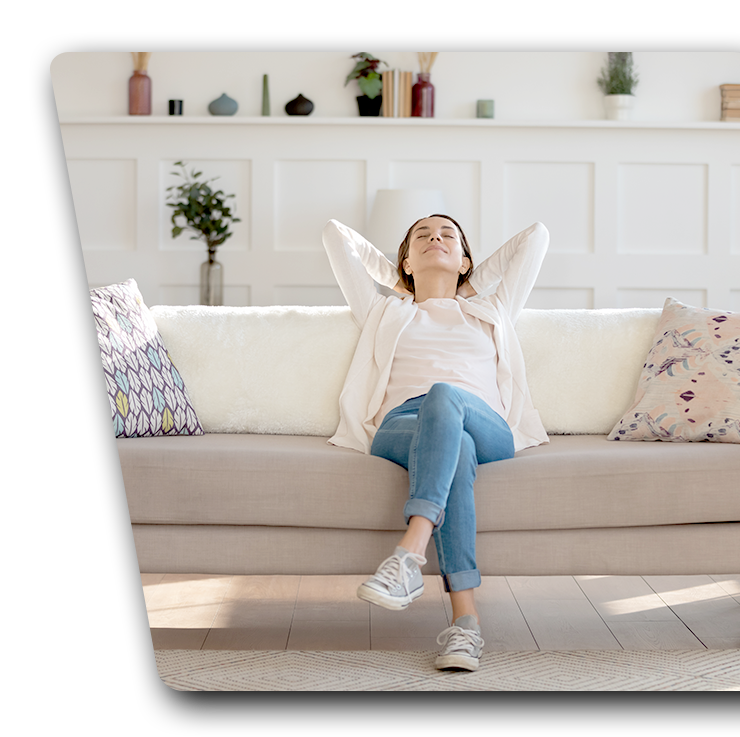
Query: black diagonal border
46 51 173 693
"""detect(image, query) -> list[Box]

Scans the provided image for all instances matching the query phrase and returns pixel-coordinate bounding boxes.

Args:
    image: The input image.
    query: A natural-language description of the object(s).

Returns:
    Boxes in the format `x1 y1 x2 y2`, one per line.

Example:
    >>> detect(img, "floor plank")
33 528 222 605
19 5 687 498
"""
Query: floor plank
142 573 740 653
643 575 740 648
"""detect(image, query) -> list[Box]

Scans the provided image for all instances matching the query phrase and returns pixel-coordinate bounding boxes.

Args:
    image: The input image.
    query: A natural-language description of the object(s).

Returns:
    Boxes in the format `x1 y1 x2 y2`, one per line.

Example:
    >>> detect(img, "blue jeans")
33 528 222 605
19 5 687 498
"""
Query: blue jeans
370 383 515 593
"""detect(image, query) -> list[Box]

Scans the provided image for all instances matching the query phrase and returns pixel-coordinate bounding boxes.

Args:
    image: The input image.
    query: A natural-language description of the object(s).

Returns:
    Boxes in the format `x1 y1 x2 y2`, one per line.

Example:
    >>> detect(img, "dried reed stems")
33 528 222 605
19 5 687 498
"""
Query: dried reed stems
418 52 438 74
131 52 152 72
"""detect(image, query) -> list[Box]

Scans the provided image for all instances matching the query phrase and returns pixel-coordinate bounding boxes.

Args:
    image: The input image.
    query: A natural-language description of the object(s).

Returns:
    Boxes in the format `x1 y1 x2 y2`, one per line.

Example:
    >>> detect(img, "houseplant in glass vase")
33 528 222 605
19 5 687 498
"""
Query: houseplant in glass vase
166 161 241 306
597 52 639 121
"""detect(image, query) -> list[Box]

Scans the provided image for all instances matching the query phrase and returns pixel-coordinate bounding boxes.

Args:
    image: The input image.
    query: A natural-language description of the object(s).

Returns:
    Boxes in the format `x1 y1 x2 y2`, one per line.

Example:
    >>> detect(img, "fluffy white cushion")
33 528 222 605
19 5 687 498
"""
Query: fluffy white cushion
150 305 359 435
151 304 664 437
517 308 662 434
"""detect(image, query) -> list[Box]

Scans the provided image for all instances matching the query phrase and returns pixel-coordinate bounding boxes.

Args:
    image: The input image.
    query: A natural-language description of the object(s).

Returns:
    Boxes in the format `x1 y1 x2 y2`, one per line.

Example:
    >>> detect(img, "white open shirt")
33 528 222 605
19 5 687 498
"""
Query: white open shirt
322 219 550 454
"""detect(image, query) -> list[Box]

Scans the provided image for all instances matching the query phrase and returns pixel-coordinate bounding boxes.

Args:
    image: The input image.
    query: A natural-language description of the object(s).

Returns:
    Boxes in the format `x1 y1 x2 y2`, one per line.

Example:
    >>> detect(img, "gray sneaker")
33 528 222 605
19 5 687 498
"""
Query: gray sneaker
356 546 426 611
435 615 484 671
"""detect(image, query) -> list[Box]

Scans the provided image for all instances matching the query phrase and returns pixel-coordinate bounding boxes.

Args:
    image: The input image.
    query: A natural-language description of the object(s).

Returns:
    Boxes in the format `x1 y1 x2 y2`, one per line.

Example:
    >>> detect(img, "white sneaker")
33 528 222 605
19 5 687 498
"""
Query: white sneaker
435 615 484 671
356 546 426 611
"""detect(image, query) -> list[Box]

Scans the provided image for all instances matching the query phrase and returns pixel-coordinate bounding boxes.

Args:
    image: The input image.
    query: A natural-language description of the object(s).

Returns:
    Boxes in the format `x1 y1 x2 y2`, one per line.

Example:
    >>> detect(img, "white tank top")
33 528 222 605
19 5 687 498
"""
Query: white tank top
375 298 505 427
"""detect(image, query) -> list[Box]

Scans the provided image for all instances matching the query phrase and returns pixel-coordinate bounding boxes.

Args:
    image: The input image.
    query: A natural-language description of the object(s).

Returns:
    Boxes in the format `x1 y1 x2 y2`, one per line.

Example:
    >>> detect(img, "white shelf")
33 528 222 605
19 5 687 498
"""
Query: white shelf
58 115 740 130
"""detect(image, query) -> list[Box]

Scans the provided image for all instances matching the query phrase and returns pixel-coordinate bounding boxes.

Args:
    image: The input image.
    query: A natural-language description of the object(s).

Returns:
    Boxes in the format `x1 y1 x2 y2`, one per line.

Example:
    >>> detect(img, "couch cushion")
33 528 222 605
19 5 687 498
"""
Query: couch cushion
150 305 359 435
119 434 740 532
151 304 662 437
608 298 740 442
516 307 662 434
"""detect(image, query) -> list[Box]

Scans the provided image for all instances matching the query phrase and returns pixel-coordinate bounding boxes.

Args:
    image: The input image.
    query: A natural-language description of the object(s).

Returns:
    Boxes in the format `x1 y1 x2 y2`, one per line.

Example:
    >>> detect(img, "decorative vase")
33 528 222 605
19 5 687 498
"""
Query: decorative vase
411 73 434 118
128 71 151 115
356 95 383 116
604 94 635 121
200 249 223 306
262 74 270 116
285 93 314 116
208 93 238 116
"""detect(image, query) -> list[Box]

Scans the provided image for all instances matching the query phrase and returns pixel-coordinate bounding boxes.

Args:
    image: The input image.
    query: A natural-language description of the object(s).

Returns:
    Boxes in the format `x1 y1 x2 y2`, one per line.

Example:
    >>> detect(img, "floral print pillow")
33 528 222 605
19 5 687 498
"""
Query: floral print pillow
608 297 740 442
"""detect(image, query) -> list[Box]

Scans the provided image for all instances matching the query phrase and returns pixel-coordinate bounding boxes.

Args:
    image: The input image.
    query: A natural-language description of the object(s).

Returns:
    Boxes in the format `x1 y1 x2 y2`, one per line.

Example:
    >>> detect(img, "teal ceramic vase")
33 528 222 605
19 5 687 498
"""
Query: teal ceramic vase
208 93 238 116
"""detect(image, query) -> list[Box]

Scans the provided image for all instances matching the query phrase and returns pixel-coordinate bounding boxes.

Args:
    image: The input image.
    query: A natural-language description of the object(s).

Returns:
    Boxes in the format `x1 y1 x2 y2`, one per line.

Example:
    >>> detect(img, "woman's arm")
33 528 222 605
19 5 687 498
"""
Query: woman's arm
322 219 401 326
467 222 549 321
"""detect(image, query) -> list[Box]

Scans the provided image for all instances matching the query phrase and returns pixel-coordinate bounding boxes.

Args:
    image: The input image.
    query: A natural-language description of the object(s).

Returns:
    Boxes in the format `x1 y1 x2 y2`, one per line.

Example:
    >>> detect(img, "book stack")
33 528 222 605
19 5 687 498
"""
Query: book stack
720 84 740 121
381 70 413 117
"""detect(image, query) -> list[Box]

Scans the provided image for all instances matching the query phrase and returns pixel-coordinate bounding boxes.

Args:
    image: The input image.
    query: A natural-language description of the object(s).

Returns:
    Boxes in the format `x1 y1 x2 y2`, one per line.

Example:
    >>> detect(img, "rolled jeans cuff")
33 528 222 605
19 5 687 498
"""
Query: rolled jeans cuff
442 569 482 593
403 498 445 529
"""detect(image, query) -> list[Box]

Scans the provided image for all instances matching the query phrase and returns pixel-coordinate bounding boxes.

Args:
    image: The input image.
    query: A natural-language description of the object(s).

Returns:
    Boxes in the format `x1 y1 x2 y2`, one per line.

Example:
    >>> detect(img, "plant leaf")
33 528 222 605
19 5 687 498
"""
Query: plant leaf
359 75 382 99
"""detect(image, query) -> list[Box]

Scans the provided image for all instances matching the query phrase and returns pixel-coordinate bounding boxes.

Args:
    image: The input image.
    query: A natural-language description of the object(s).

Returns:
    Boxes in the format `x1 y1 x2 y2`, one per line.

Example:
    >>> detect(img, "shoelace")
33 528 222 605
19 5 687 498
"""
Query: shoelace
372 551 426 594
436 624 484 654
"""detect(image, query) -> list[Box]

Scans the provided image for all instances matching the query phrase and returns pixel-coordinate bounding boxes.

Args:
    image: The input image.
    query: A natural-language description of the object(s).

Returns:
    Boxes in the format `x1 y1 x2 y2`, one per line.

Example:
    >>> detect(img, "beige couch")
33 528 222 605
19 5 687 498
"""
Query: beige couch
118 304 740 576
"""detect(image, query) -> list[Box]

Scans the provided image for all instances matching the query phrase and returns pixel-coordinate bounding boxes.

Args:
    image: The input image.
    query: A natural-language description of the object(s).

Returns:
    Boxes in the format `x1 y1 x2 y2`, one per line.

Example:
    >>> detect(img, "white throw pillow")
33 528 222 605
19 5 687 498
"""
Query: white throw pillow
516 308 662 434
151 305 360 435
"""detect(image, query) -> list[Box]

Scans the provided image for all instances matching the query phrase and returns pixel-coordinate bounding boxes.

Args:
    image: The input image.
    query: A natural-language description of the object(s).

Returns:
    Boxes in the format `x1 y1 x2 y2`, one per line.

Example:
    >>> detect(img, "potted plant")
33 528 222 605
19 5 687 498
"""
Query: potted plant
597 52 639 121
345 52 388 116
166 161 241 306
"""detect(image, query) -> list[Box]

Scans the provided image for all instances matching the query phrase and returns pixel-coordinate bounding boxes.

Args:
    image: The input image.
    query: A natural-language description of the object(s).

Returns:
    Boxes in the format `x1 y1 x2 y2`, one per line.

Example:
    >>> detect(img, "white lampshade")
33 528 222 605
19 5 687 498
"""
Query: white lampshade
366 189 447 254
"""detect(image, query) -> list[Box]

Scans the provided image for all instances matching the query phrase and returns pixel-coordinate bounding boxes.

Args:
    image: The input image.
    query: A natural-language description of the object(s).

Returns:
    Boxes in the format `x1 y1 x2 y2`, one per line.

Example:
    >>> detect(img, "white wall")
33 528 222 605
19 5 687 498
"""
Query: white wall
52 51 740 312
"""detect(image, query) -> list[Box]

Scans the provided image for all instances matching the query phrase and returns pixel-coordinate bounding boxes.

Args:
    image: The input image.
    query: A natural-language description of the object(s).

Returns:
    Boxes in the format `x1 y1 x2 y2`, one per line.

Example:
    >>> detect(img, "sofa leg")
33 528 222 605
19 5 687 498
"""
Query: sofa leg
46 571 67 608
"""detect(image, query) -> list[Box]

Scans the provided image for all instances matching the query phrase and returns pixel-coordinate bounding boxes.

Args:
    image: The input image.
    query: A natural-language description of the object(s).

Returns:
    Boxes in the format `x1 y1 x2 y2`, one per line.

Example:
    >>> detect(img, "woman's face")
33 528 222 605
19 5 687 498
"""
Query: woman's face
403 216 470 280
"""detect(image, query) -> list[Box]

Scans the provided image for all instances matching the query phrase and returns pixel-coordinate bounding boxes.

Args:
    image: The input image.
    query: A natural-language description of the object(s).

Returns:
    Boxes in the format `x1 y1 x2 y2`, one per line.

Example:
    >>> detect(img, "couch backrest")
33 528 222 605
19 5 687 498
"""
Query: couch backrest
516 308 661 434
151 304 662 436
151 305 360 436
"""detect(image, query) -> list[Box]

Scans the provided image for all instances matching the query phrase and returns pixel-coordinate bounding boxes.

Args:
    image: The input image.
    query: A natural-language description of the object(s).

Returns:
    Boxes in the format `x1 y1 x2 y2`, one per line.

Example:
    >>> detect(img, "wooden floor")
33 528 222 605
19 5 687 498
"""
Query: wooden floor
144 572 740 652
47 573 740 651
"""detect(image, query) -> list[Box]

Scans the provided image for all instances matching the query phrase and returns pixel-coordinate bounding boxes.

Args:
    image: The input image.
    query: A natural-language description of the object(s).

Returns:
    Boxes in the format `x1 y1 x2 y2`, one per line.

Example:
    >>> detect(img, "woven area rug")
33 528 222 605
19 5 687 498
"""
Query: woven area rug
155 649 740 691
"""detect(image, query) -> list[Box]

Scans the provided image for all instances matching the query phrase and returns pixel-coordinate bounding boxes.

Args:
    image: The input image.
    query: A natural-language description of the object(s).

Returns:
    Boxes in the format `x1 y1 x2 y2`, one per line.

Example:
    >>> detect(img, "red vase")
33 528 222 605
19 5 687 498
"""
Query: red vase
129 70 151 115
411 73 434 117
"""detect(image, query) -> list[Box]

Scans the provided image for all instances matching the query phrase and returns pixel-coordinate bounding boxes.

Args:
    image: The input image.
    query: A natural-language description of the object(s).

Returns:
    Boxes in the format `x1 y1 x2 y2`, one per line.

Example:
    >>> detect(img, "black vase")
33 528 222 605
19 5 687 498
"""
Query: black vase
357 95 383 116
285 93 314 115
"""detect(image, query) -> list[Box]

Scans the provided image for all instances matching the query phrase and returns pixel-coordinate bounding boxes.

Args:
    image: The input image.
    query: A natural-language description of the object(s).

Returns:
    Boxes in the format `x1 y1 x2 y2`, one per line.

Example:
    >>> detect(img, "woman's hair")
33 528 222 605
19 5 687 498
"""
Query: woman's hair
396 214 473 295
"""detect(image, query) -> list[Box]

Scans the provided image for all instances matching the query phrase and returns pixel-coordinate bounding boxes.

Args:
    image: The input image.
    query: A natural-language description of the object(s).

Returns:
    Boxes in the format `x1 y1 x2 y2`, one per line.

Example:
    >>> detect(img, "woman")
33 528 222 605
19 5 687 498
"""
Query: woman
322 214 549 671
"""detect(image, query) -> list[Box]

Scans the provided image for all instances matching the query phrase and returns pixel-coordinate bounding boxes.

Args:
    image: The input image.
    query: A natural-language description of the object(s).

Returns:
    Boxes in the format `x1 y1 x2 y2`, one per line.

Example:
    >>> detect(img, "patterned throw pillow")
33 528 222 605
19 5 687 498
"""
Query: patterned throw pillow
90 279 204 438
46 299 89 453
608 297 740 442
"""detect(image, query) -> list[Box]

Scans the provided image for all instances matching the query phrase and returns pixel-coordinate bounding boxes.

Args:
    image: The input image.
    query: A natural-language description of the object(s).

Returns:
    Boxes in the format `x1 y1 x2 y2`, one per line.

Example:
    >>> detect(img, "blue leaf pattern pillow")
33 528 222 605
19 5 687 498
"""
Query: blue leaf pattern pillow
46 279 204 453
90 279 204 438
